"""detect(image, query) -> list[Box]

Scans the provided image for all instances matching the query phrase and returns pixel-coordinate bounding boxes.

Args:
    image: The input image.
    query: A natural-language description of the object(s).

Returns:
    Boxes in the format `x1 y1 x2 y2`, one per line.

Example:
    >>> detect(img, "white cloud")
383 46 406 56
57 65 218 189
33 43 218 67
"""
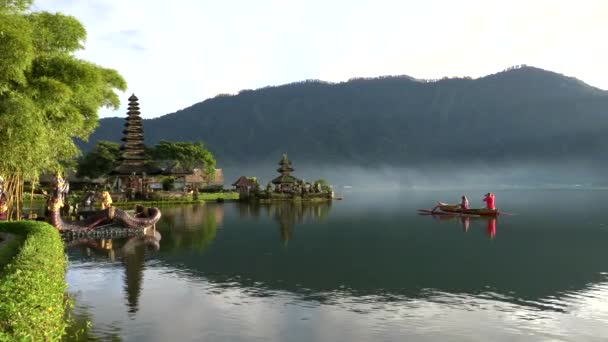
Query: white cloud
32 0 608 118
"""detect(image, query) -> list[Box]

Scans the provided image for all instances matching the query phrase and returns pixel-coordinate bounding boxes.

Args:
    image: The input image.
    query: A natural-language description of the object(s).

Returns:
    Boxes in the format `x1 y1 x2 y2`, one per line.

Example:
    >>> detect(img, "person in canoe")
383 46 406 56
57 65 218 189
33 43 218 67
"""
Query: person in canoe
431 195 469 213
460 195 469 210
483 192 495 210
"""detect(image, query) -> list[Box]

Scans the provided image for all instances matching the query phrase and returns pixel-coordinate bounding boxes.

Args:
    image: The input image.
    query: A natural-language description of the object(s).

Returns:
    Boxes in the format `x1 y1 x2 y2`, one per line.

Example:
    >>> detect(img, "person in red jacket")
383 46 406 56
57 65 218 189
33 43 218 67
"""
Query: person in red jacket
483 193 495 210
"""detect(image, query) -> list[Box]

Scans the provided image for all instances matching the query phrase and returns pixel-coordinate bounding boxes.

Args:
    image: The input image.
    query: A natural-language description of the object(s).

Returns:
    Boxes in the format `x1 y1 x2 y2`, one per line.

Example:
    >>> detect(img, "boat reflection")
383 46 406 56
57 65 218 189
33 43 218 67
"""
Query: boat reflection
423 213 498 239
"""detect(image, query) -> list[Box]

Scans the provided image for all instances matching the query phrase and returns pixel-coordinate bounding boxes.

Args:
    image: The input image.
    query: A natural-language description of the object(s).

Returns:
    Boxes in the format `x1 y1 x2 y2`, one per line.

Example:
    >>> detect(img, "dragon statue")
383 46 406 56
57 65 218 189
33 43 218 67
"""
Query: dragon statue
47 198 161 232
46 176 161 238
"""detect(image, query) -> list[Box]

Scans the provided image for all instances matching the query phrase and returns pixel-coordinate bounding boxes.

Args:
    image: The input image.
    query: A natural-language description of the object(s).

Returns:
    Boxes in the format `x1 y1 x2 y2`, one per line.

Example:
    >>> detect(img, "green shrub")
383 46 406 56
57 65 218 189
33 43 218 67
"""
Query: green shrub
0 221 69 341
161 177 175 191
0 234 24 270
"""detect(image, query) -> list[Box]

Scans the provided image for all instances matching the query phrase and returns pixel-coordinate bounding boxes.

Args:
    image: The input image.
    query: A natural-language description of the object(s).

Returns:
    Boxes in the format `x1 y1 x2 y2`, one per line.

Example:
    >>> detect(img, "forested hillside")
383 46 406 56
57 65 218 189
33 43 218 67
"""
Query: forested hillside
81 66 608 172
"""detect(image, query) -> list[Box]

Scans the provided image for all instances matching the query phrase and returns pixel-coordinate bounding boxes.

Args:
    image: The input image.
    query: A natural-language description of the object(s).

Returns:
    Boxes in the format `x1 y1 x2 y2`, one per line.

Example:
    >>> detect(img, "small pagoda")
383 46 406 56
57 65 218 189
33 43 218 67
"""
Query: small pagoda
271 154 300 193
109 94 162 196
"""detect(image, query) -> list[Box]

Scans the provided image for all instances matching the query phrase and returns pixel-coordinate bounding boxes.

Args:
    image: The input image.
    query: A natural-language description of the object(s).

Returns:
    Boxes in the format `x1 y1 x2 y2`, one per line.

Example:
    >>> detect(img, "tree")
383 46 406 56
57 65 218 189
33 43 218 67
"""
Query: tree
161 177 175 191
150 141 216 174
76 141 121 179
0 1 126 218
314 179 331 192
248 177 260 194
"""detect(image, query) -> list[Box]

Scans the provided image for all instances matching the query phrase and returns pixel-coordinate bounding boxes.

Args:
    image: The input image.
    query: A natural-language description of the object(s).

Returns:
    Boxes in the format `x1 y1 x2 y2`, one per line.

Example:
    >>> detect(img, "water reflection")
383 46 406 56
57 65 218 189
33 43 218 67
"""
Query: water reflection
486 218 496 239
64 293 123 341
63 191 608 341
156 204 223 252
66 228 161 317
237 201 332 245
423 213 498 239
162 204 608 306
123 240 144 316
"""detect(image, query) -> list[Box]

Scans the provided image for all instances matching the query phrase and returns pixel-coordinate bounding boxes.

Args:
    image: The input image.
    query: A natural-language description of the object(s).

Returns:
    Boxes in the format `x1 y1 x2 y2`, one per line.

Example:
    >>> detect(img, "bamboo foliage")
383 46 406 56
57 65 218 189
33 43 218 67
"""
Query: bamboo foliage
0 2 126 220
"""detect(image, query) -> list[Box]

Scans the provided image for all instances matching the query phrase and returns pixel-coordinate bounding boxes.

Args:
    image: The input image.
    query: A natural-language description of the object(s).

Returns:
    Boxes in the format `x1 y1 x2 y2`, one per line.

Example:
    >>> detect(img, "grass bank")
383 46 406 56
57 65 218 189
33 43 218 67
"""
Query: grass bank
196 192 240 201
0 221 68 341
112 192 240 207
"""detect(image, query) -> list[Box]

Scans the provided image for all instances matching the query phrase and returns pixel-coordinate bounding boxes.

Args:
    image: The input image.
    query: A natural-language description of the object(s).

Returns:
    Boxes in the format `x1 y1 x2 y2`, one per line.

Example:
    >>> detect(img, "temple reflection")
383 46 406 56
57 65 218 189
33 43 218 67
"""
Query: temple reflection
159 203 223 252
65 227 161 317
237 201 332 246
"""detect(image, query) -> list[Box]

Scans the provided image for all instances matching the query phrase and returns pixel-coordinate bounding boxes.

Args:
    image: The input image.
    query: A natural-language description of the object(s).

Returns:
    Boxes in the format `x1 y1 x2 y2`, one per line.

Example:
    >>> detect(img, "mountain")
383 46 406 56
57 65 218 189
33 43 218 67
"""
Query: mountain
80 66 608 180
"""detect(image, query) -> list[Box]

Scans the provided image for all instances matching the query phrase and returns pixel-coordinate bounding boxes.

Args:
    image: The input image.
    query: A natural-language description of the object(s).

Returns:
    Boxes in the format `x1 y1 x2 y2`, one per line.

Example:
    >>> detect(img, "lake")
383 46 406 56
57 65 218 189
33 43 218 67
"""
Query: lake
64 190 608 341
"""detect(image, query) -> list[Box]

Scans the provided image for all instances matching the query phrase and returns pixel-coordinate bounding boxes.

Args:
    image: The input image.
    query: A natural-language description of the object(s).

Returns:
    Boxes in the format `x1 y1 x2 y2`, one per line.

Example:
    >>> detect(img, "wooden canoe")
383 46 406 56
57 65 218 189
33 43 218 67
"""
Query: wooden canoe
436 204 498 217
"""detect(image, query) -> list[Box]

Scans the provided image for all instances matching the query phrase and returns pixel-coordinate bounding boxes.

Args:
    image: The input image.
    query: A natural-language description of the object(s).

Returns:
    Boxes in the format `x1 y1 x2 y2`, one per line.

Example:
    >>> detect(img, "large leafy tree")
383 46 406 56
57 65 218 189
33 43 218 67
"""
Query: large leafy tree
150 141 216 174
0 0 127 218
76 141 121 179
77 140 216 180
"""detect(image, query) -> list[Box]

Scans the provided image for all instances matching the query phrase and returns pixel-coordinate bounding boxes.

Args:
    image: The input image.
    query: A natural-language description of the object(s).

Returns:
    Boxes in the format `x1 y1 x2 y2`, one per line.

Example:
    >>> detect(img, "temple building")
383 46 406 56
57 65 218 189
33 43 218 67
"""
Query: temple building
271 154 301 193
185 168 224 191
232 176 257 196
109 94 162 196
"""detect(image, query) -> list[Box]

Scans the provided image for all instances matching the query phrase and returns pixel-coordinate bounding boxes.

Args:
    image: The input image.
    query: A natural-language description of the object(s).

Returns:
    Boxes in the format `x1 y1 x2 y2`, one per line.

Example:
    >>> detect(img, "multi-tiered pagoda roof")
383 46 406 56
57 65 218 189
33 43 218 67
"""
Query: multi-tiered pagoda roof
109 94 162 175
271 154 300 184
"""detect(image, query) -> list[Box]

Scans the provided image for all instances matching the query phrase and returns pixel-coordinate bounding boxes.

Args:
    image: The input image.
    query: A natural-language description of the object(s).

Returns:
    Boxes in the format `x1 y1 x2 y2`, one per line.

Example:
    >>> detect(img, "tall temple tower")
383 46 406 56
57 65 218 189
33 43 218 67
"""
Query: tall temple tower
271 154 300 192
276 154 294 177
109 94 161 192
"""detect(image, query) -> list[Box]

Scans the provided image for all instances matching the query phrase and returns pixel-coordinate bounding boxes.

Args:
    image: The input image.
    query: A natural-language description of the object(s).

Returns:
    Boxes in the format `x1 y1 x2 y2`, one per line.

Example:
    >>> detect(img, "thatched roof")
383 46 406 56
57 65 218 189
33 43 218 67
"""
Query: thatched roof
161 161 192 176
232 176 256 187
185 168 223 185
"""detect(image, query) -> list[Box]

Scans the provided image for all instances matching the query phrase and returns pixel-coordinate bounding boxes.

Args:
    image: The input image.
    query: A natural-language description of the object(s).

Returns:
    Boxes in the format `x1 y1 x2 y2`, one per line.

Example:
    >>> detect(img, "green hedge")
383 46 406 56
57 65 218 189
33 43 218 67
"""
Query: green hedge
0 221 68 341
0 234 24 270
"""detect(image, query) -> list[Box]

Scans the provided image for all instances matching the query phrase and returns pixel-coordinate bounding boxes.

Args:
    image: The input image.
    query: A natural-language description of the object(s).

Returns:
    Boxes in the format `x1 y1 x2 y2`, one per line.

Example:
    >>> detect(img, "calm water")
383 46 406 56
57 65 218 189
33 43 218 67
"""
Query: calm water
64 190 608 341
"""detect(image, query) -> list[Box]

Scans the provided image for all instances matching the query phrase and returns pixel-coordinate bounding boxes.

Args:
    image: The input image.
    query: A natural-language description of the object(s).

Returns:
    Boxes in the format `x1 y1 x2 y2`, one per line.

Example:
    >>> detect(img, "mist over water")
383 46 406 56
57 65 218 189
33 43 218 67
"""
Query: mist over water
225 160 608 191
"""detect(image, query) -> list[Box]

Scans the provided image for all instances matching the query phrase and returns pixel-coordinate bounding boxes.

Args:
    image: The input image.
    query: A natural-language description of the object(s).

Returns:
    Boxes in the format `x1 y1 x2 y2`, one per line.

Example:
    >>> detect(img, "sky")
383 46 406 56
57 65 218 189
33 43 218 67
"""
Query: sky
33 0 608 119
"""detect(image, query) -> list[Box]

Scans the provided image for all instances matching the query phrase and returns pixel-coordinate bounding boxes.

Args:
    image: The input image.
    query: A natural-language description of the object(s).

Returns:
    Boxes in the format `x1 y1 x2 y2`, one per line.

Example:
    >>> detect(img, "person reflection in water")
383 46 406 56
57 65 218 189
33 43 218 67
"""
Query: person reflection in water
486 218 497 239
460 216 470 232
